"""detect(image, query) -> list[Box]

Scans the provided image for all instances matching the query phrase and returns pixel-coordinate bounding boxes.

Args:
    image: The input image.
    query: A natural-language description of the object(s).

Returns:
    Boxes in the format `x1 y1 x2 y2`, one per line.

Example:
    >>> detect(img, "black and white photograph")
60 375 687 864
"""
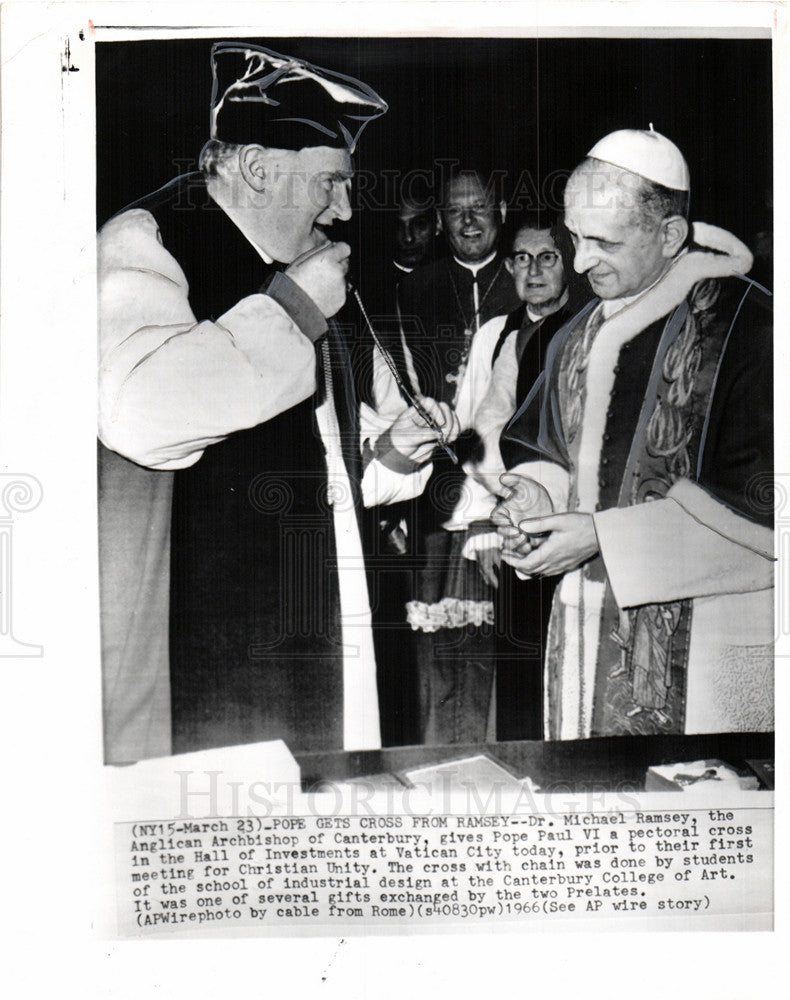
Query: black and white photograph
98 34 773 765
1 1 787 996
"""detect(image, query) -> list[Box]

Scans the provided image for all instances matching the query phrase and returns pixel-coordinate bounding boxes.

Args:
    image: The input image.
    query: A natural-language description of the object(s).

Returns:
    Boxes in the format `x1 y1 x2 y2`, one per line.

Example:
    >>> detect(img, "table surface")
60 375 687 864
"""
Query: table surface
295 731 774 792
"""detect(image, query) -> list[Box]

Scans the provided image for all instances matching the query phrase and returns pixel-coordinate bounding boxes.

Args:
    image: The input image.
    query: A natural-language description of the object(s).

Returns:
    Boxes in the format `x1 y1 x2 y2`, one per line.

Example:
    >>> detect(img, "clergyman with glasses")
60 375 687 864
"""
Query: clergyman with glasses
451 210 585 739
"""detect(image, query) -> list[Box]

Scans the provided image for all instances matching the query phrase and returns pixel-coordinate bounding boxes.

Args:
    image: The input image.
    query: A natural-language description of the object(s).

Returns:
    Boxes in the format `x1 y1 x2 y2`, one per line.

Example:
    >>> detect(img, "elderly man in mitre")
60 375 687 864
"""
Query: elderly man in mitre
98 43 454 763
495 128 773 740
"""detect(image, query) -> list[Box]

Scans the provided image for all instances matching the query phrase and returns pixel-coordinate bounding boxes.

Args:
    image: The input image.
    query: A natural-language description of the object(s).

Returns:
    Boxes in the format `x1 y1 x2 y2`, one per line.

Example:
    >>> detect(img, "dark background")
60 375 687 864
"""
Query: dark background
96 35 774 748
96 36 773 283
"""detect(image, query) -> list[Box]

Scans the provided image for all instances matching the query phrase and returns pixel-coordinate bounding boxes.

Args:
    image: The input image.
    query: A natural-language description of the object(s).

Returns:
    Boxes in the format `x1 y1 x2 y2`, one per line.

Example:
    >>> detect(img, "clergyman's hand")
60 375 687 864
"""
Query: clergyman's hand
286 241 350 318
386 397 460 464
491 472 554 558
501 512 599 576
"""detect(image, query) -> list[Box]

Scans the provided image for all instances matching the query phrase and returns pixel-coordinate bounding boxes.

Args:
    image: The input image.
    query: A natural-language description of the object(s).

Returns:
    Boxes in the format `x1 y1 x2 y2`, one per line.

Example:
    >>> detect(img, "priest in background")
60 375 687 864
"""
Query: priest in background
371 167 520 744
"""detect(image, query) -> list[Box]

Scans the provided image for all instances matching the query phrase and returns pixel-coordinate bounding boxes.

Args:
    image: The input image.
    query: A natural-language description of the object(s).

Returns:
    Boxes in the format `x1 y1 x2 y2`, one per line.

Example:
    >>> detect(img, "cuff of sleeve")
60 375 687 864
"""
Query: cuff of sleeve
461 531 501 562
261 271 328 343
507 459 569 511
374 429 424 474
668 478 774 559
467 519 496 537
594 492 774 609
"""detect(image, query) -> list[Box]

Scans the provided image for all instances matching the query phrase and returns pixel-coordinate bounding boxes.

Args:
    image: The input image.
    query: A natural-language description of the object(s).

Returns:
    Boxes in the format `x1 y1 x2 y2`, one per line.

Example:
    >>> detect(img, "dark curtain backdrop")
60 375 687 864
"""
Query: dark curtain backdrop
96 36 772 271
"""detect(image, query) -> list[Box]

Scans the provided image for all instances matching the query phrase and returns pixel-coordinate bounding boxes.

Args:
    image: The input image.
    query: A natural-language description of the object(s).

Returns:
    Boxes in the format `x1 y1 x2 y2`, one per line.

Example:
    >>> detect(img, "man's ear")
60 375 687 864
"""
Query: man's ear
504 256 515 279
499 199 507 224
435 209 443 235
661 215 689 258
238 145 269 193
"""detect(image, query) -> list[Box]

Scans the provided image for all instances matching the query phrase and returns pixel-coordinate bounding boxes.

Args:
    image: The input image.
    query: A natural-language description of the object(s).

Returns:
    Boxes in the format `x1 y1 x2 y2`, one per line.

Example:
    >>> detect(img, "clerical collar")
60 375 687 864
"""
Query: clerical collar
393 260 413 274
452 250 498 276
526 289 569 323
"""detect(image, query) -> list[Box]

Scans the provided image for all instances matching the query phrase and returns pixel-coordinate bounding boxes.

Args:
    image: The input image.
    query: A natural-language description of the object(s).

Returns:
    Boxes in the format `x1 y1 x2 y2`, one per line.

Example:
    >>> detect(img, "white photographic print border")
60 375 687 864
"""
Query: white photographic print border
0 1 787 997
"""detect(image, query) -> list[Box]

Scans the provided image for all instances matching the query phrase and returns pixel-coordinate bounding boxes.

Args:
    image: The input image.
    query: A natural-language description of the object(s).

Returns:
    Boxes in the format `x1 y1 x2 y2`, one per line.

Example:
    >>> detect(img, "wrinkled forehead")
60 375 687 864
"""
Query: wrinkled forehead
293 144 354 177
564 161 642 214
444 175 495 208
512 227 557 253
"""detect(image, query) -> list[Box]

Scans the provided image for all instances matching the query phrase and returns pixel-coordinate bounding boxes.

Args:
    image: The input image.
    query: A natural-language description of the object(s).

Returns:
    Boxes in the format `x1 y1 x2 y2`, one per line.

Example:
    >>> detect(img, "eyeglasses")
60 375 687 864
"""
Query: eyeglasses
511 251 560 269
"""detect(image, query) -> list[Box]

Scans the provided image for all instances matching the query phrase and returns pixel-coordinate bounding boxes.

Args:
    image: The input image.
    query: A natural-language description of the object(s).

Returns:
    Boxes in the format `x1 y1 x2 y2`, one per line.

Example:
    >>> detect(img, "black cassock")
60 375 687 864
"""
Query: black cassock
127 174 363 754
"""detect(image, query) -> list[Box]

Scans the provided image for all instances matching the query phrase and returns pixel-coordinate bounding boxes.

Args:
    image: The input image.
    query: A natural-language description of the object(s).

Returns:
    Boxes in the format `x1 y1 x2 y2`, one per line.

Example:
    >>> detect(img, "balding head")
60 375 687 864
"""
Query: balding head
439 170 504 263
563 159 689 299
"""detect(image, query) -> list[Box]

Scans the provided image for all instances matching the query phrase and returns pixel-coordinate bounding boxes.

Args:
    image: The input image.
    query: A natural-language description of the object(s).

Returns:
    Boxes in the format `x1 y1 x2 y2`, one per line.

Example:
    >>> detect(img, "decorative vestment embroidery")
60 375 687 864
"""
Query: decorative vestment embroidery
589 279 730 735
546 225 760 737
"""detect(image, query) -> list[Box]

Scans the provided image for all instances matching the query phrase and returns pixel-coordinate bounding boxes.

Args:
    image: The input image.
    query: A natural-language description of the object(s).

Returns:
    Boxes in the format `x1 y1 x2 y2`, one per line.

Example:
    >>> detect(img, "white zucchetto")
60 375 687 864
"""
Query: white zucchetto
587 127 690 191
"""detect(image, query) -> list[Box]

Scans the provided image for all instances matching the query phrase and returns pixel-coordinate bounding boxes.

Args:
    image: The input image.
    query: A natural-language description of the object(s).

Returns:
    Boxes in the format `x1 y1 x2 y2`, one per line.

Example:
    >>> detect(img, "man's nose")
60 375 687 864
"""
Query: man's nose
333 182 352 222
527 257 542 276
573 240 597 274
